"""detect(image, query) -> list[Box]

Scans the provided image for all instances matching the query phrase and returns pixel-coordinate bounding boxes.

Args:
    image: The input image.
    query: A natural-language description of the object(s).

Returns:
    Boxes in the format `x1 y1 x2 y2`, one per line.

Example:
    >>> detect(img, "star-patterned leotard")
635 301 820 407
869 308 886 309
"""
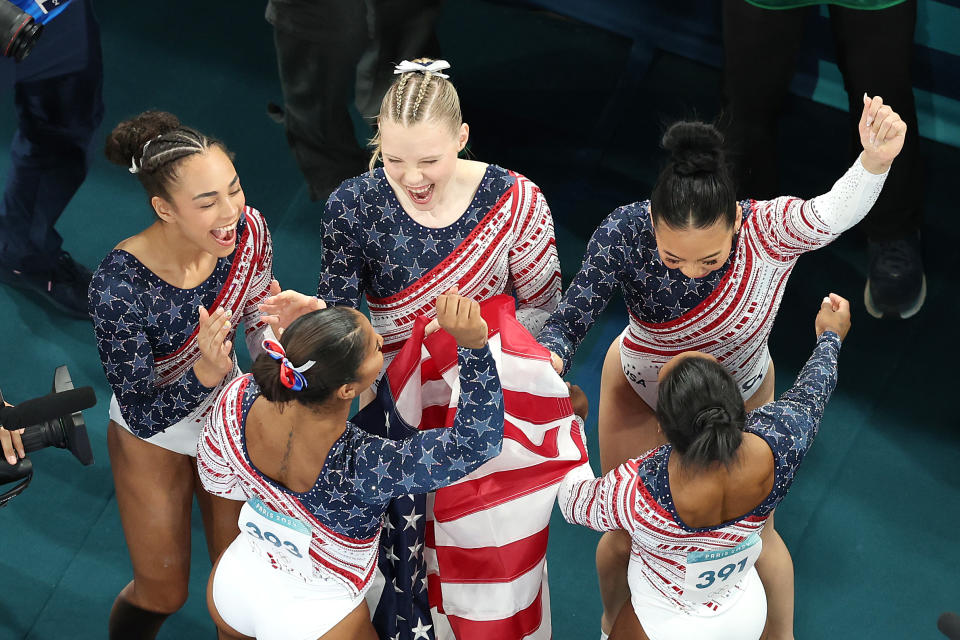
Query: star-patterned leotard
89 206 274 456
319 165 561 363
197 345 504 599
558 331 841 618
538 156 884 406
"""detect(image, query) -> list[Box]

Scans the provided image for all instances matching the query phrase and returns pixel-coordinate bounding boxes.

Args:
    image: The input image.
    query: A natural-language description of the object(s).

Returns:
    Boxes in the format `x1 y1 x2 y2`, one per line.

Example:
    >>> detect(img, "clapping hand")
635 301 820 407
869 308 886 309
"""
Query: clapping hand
193 307 235 388
859 94 907 174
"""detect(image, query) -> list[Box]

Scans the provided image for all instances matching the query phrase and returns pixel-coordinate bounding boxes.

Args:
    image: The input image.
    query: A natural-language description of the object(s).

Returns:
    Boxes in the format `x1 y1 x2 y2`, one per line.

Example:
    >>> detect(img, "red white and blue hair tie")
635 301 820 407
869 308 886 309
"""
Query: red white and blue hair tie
262 339 316 392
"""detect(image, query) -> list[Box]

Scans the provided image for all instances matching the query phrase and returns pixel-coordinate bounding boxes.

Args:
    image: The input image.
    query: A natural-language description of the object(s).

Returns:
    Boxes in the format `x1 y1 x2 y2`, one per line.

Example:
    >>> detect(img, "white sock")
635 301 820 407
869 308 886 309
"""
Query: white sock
600 632 609 640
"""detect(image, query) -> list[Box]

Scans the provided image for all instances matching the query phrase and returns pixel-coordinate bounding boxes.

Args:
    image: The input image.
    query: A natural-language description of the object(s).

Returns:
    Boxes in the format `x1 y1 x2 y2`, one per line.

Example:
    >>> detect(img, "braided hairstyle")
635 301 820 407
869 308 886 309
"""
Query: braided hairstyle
650 121 737 231
656 356 746 469
369 58 463 172
104 111 232 212
251 307 368 408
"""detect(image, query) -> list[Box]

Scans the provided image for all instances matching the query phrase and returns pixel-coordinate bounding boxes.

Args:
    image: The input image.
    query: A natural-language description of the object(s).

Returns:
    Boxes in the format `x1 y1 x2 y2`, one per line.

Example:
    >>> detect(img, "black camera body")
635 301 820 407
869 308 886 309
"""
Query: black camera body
0 365 96 506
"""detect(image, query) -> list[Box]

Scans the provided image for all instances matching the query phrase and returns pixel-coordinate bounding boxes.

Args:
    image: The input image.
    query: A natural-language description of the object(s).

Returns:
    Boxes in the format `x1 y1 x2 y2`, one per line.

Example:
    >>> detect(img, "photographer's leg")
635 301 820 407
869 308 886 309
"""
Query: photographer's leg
107 422 195 639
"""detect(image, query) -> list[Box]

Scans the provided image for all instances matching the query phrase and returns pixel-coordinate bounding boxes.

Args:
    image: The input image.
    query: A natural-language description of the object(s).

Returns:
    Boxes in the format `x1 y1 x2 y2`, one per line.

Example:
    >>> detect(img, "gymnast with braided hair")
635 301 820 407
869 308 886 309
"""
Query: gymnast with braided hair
260 58 561 392
90 111 276 638
558 294 851 640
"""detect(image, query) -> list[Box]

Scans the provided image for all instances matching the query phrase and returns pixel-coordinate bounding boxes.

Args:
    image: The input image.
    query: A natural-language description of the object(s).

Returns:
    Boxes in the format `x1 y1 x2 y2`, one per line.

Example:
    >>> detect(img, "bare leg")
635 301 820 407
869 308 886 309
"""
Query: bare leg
609 599 651 640
596 337 663 634
107 422 195 638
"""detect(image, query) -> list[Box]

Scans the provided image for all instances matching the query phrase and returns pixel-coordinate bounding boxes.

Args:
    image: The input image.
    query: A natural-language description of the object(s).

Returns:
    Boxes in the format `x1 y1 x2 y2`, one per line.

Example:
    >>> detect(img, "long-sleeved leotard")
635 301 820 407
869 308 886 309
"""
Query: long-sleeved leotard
558 331 840 613
89 206 274 454
319 165 561 362
538 156 882 405
197 345 504 598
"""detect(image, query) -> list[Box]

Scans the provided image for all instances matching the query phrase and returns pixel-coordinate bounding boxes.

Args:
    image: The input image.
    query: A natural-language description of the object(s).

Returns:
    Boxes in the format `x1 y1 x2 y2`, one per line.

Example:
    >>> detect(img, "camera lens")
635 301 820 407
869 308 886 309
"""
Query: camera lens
0 1 43 62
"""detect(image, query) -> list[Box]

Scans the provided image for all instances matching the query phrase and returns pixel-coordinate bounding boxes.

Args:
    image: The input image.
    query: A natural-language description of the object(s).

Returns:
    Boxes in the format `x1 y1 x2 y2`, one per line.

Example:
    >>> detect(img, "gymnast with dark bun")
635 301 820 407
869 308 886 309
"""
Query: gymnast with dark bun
559 294 851 640
538 95 905 638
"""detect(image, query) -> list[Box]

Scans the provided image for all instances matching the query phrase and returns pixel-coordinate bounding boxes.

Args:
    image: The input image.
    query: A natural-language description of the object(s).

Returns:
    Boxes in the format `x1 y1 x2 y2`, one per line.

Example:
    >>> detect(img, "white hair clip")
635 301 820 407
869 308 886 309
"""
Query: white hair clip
128 156 139 174
393 59 451 78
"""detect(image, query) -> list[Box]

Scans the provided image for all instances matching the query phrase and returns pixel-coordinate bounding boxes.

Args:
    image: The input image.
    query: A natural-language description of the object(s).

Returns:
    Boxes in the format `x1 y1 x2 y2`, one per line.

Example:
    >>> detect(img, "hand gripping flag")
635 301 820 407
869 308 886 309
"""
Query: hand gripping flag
354 295 587 640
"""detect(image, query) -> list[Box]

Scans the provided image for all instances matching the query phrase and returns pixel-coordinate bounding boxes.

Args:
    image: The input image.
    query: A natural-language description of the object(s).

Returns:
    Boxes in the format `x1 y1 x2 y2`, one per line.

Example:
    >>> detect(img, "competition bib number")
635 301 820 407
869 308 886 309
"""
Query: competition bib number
682 533 762 603
240 498 313 580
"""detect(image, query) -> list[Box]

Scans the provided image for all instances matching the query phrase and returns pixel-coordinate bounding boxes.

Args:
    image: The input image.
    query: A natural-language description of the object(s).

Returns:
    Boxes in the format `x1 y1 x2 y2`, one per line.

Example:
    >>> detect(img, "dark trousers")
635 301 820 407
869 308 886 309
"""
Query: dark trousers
0 0 104 272
267 0 442 201
721 0 921 241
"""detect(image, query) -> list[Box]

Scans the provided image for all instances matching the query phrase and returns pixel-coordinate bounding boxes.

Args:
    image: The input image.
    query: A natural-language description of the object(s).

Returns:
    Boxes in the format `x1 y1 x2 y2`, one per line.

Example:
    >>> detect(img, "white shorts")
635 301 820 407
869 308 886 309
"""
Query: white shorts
618 328 771 409
628 562 766 640
212 536 366 640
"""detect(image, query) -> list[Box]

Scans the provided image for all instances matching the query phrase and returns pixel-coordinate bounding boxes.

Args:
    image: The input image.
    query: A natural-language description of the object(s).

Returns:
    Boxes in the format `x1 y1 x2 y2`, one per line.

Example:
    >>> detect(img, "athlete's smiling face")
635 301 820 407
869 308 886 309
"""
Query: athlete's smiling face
652 205 742 280
379 118 468 213
151 146 245 258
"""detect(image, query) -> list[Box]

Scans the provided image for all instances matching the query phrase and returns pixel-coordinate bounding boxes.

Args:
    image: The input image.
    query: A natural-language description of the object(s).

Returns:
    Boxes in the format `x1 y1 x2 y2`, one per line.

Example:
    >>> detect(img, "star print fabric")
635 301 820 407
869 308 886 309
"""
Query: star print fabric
317 165 561 358
537 199 739 372
318 166 516 306
557 331 840 611
538 156 886 377
89 208 274 439
197 345 503 599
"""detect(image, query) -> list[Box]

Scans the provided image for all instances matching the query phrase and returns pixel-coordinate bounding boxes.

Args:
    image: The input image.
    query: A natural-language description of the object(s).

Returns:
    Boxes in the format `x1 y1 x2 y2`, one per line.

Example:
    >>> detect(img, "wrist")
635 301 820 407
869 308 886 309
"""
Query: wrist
193 359 222 388
859 152 891 176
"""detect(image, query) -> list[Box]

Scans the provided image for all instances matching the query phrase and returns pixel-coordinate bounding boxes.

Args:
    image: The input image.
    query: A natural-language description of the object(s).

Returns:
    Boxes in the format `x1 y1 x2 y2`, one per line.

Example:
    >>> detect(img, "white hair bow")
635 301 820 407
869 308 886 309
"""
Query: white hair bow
393 59 451 78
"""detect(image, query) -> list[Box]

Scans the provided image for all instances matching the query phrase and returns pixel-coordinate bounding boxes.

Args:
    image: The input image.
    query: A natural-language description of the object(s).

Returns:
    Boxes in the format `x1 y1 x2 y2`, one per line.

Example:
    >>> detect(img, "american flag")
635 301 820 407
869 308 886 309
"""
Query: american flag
354 295 586 639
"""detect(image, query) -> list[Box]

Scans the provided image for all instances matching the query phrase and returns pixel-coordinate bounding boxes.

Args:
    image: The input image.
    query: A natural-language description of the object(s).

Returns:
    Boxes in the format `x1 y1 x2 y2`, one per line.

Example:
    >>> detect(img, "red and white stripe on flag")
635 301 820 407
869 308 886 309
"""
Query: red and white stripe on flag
383 295 587 639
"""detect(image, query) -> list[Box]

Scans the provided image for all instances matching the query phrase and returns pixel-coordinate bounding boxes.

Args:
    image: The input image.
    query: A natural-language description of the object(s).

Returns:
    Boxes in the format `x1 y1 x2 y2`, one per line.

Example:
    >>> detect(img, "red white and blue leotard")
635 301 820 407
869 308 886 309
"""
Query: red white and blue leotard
538 157 884 406
197 345 504 599
89 206 274 455
319 165 561 364
558 332 840 626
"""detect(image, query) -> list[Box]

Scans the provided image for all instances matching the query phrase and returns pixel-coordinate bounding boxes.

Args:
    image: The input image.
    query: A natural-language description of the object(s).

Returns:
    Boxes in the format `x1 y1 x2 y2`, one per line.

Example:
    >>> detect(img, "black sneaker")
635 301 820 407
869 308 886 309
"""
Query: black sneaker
864 233 926 319
0 251 93 319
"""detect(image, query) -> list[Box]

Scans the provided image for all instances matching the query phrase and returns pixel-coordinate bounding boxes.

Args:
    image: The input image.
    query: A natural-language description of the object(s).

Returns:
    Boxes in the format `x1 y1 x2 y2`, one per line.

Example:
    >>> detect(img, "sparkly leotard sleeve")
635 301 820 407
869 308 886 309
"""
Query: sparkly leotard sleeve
90 207 274 439
197 344 503 596
317 167 561 358
538 156 882 391
557 332 840 609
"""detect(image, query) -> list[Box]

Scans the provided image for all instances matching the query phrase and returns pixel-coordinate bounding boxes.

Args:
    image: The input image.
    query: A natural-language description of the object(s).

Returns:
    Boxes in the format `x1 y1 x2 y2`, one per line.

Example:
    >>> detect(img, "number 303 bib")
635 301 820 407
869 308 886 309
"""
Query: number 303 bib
682 533 762 603
239 498 314 580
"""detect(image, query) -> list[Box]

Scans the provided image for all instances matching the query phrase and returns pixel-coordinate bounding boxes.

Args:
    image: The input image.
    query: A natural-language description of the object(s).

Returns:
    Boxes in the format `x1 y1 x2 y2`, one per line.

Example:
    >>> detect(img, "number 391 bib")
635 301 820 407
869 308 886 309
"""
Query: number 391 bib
682 533 762 603
239 498 314 581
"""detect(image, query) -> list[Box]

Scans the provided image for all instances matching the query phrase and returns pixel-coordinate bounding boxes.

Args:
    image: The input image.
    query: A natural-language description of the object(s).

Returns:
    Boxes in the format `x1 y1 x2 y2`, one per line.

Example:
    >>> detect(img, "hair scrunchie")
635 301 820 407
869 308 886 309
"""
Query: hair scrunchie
262 339 316 392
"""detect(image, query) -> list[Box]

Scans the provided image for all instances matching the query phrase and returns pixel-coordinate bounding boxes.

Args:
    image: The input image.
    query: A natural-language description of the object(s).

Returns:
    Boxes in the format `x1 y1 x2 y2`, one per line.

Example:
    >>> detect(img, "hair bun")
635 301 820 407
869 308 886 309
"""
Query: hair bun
104 110 181 167
661 121 724 176
693 406 731 429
